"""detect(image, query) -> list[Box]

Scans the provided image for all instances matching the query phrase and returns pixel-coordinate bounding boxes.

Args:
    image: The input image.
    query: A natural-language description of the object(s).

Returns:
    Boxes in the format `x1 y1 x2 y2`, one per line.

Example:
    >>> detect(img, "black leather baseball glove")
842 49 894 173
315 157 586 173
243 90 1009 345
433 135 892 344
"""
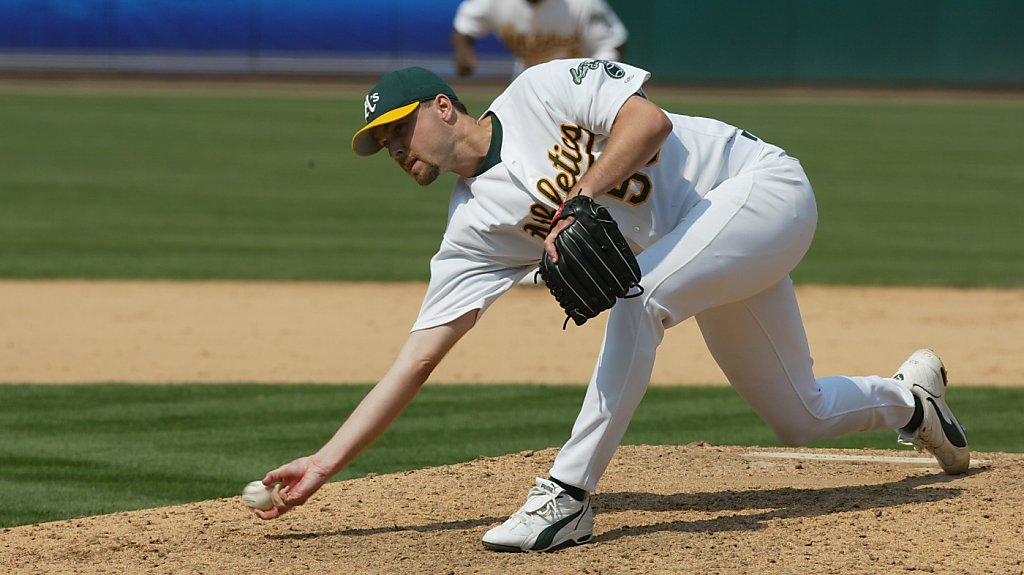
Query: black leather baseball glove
538 195 643 328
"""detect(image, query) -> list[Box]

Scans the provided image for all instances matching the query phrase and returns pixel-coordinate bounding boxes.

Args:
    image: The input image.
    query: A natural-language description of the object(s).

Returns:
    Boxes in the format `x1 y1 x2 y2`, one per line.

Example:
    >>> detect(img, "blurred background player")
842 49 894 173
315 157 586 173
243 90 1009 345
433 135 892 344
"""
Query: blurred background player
451 0 628 77
453 0 628 285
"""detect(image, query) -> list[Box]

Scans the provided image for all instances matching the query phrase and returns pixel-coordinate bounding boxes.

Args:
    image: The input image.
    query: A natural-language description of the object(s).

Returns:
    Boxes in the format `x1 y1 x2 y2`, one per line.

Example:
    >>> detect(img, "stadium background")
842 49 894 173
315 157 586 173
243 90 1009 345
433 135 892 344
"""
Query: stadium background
1 0 1021 86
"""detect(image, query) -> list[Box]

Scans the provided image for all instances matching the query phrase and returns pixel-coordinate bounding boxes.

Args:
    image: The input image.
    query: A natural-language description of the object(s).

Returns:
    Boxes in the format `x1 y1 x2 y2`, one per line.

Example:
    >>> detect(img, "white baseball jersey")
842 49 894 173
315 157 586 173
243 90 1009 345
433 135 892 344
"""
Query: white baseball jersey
413 58 753 331
453 0 627 69
411 58 918 493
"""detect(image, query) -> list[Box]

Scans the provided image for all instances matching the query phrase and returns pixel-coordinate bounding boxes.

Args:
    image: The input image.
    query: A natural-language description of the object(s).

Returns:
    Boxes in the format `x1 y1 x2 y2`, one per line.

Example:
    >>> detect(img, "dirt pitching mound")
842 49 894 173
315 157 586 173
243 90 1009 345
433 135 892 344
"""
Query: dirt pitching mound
3 445 1021 575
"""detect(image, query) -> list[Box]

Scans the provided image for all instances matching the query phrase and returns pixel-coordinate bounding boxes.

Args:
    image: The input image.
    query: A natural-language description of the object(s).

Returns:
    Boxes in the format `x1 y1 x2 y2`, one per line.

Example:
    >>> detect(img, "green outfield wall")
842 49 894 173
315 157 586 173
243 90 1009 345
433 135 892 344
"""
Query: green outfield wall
609 0 1022 87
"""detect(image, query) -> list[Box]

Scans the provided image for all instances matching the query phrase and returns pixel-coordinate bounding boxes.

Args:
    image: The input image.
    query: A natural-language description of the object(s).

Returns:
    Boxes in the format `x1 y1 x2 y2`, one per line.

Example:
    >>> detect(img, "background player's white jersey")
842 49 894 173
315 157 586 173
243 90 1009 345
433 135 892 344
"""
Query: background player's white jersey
412 59 765 331
453 0 627 71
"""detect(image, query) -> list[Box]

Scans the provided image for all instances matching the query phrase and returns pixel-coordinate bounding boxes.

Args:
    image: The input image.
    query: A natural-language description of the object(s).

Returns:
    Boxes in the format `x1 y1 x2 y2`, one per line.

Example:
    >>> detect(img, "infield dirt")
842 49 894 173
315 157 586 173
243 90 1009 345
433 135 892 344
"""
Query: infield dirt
1 281 1021 386
3 446 1022 574
1 281 1022 574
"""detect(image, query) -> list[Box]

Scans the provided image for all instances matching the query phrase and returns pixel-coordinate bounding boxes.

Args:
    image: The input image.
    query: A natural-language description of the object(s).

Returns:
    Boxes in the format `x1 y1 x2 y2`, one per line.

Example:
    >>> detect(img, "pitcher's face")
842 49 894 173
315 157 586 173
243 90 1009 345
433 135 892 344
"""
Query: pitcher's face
374 105 450 186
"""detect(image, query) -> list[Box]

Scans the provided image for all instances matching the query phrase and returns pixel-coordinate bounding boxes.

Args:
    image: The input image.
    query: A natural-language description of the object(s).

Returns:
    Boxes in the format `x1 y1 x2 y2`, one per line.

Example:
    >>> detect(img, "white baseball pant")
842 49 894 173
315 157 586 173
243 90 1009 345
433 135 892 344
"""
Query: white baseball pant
548 142 916 492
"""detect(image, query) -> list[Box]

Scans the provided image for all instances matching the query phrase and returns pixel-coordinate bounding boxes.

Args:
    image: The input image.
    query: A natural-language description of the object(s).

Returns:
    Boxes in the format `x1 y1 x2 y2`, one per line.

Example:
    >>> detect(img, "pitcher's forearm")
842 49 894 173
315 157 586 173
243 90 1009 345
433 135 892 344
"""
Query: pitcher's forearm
313 366 426 475
307 310 477 477
572 95 672 199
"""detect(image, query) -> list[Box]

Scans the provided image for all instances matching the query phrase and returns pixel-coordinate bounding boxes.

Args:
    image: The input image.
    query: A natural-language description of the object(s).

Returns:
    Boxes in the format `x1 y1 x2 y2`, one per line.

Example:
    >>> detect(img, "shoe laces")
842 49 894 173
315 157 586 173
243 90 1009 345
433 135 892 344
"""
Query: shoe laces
510 486 563 524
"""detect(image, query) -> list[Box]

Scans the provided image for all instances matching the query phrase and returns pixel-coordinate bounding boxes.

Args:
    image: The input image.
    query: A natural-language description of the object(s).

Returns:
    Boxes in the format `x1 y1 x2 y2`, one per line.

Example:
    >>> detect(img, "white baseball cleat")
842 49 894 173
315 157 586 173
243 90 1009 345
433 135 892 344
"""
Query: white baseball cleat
482 477 593 552
893 349 970 474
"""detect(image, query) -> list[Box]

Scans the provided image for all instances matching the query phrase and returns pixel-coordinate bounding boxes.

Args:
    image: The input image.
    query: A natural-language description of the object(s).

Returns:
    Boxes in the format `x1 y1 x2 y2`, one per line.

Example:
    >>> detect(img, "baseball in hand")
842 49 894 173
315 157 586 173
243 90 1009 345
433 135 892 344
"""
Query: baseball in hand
241 480 274 510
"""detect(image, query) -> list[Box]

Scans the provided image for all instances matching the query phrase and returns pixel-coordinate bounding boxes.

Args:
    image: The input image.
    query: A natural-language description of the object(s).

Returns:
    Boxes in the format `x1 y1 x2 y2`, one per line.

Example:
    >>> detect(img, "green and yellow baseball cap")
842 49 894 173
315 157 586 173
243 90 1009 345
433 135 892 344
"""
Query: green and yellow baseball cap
351 67 459 156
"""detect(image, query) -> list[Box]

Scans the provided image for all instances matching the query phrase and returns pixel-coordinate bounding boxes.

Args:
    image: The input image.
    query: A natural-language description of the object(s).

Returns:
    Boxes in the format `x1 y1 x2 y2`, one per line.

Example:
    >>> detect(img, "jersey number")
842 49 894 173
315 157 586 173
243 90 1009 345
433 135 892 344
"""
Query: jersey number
607 173 650 205
606 152 658 205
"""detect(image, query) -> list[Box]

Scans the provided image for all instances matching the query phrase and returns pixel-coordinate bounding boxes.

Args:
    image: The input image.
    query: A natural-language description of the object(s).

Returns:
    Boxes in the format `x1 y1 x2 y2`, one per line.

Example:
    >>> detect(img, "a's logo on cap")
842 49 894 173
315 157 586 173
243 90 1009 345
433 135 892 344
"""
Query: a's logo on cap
364 92 380 121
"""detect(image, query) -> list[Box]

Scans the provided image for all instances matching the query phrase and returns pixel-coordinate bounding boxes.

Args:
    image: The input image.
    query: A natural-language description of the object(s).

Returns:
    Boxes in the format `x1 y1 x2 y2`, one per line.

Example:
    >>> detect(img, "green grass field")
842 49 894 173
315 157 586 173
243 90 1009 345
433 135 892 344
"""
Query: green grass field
0 88 1021 284
0 85 1020 528
2 383 1021 528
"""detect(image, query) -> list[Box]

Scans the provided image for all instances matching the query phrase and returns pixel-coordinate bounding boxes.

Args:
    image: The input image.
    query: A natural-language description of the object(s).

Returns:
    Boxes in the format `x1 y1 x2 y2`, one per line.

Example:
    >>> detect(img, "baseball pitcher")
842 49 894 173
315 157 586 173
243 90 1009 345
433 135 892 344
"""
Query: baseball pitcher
251 60 970 553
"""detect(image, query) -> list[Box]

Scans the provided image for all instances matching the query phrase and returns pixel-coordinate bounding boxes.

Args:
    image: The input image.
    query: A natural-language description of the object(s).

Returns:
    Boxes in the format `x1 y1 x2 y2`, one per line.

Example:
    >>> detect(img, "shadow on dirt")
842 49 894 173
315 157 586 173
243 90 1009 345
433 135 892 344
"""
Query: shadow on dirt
595 470 978 543
267 469 980 542
266 516 506 540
